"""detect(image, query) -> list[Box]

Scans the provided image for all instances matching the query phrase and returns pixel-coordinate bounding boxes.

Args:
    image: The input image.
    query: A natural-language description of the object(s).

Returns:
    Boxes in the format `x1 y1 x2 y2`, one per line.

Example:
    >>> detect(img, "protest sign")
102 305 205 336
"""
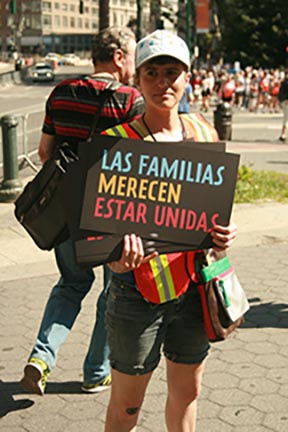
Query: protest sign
78 135 239 247
63 136 239 267
80 136 239 248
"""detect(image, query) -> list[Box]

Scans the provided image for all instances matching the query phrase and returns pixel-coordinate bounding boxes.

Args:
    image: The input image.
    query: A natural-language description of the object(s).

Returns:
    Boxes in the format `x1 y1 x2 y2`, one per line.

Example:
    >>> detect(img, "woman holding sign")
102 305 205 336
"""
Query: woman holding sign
103 30 237 432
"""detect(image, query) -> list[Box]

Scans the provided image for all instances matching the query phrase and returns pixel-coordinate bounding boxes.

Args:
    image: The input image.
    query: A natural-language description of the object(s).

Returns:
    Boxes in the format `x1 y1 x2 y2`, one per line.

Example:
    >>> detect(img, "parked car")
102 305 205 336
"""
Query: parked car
45 52 62 62
31 62 55 82
62 53 80 66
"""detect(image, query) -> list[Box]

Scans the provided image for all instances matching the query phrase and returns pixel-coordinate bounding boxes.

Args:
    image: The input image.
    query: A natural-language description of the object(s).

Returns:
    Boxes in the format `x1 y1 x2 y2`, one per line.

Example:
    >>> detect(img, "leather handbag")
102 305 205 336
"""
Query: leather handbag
14 145 77 250
14 81 119 250
195 250 250 342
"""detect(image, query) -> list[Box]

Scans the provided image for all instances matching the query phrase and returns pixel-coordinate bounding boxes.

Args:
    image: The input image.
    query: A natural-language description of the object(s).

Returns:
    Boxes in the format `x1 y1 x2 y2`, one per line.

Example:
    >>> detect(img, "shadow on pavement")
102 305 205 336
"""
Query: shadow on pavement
0 379 83 401
243 298 288 329
0 380 34 418
45 381 83 394
267 160 288 165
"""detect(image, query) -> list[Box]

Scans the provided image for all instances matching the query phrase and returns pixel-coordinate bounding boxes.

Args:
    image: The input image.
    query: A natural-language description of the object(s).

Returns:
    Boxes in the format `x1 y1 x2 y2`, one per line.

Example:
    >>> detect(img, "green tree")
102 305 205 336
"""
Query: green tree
215 0 287 68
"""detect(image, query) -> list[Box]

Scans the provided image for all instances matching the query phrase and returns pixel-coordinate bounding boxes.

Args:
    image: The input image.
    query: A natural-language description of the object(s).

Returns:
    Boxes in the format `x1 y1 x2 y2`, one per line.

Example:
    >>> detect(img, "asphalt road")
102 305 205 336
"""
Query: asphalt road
0 65 287 175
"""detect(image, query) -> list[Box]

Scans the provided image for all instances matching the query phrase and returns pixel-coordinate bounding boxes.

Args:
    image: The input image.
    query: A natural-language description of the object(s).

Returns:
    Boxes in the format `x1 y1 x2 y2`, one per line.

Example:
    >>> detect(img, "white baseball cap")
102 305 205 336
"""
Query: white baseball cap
136 30 191 70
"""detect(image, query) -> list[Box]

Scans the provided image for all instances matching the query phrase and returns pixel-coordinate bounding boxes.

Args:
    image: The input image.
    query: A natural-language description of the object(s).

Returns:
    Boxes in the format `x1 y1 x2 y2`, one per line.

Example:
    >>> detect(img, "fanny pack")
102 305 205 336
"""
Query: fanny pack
134 251 196 304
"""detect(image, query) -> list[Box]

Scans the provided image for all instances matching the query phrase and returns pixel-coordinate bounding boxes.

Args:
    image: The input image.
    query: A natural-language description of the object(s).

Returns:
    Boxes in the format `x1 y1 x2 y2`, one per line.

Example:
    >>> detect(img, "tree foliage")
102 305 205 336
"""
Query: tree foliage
214 0 287 68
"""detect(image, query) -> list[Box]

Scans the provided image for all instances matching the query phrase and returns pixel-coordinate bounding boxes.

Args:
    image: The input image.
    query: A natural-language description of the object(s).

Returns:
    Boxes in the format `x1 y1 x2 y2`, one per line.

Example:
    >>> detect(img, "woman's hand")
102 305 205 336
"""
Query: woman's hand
210 222 237 251
107 233 158 273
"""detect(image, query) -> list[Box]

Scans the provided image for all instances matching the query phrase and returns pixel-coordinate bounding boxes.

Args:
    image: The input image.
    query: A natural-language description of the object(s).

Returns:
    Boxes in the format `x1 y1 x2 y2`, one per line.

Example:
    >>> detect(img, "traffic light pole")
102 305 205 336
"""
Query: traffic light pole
10 0 17 14
99 0 110 30
186 0 192 54
136 0 143 41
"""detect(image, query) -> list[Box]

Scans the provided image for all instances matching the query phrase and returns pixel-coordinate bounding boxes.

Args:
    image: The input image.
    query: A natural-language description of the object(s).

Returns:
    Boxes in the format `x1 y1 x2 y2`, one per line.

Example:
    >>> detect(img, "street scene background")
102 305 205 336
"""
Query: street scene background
1 57 288 431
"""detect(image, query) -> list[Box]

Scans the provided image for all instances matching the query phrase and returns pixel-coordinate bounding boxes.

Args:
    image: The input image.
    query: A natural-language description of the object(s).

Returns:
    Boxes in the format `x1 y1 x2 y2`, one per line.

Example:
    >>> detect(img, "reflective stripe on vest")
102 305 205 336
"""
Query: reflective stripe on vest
104 124 129 138
103 123 140 139
134 251 197 304
150 255 176 303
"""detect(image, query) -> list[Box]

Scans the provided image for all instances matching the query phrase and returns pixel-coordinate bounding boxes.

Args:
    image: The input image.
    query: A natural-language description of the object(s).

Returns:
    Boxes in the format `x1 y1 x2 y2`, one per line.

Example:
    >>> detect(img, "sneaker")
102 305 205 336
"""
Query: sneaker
20 358 50 396
279 136 286 142
81 375 112 394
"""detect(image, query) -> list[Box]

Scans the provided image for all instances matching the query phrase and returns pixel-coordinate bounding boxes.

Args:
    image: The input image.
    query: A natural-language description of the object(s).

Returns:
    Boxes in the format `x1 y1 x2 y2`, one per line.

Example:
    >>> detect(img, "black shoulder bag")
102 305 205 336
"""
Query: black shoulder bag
14 81 118 250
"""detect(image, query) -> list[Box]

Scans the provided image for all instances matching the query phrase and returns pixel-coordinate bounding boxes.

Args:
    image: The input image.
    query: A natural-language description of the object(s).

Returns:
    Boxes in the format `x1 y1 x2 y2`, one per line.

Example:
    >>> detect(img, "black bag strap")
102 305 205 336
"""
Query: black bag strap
55 80 120 166
86 80 121 142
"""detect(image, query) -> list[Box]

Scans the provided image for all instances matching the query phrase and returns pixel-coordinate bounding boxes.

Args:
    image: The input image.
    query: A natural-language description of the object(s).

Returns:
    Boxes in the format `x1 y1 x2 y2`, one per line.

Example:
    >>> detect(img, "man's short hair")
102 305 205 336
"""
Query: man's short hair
92 27 135 66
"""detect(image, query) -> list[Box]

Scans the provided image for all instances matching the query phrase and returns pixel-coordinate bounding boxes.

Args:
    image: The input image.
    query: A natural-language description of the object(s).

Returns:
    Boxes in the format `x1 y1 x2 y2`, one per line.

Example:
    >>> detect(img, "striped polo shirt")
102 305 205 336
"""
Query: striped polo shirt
42 75 144 154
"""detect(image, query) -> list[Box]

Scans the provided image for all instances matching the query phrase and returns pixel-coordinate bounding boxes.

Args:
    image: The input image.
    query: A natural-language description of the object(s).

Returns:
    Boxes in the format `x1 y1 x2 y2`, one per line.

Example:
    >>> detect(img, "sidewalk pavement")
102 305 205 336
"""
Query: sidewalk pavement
1 143 288 431
0 62 14 74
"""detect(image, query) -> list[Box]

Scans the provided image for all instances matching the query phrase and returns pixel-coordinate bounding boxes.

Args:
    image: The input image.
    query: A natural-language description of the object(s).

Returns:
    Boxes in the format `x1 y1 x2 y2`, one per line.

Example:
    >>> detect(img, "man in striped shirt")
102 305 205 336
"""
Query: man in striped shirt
20 26 144 396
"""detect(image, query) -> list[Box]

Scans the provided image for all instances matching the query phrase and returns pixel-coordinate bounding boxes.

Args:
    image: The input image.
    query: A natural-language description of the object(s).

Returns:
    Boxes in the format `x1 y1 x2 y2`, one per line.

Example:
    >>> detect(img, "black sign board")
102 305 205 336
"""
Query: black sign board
79 136 239 244
64 135 239 267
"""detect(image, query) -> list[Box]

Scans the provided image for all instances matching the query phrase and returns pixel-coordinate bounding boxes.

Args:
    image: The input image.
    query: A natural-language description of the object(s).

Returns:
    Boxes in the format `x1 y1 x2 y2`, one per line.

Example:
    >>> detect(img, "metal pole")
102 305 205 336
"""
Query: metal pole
186 0 192 54
192 0 198 68
136 0 143 41
99 0 110 31
0 115 23 202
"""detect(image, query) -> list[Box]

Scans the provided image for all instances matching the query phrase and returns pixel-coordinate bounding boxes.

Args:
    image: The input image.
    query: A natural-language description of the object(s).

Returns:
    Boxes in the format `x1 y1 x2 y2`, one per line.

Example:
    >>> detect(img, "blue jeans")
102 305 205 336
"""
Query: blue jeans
29 237 110 385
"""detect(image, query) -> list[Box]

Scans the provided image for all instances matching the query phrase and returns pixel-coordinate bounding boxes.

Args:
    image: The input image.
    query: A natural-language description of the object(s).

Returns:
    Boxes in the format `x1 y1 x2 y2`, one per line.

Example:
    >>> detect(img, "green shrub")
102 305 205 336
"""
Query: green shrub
234 164 288 203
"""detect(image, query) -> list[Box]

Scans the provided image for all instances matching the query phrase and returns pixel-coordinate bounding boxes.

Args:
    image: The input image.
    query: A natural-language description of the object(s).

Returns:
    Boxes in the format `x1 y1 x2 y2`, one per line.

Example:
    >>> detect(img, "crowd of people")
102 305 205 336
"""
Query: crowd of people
188 66 287 115
178 65 288 143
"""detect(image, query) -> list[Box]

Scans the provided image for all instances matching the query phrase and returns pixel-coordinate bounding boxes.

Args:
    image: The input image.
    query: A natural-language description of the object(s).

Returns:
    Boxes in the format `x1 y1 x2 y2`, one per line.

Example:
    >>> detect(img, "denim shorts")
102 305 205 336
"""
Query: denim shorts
106 276 210 376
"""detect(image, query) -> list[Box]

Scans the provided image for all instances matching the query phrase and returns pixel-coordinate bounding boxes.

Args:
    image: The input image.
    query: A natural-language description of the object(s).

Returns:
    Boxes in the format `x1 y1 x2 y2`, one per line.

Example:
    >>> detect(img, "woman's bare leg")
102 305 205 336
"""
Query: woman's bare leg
165 359 206 432
105 369 153 432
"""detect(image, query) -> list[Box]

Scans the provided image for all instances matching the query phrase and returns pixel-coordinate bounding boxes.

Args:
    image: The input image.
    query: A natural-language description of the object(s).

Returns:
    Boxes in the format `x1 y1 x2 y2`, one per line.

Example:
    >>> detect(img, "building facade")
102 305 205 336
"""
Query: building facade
0 0 156 56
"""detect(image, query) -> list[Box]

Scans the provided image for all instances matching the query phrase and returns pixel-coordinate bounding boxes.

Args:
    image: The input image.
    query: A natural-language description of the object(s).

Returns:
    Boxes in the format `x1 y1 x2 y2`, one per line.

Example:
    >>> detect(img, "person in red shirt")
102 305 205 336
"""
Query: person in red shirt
269 70 281 113
20 27 144 396
190 68 202 106
220 74 235 104
256 70 270 112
